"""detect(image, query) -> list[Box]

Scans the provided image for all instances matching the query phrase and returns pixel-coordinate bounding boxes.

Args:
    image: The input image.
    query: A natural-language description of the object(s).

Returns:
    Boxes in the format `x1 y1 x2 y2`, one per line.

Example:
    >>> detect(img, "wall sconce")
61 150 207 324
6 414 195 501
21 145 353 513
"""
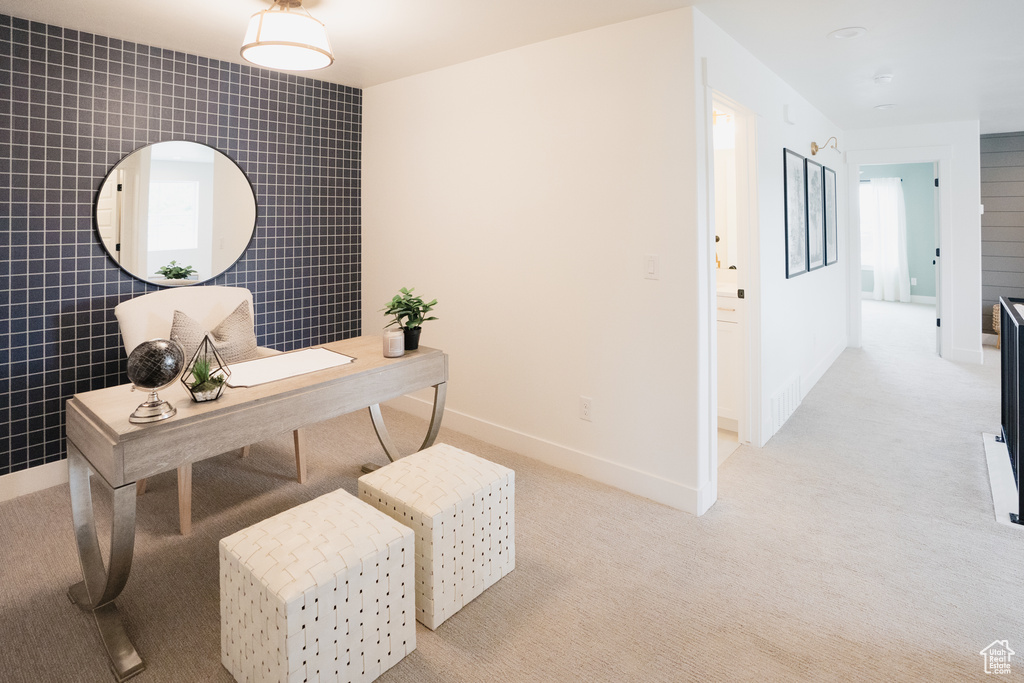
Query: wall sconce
811 137 840 156
241 0 334 71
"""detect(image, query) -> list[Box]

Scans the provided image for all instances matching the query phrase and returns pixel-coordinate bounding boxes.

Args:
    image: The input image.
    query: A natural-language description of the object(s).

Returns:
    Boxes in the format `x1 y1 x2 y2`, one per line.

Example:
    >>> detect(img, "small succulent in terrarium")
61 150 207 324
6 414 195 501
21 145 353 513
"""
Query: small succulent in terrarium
181 336 230 402
189 358 225 395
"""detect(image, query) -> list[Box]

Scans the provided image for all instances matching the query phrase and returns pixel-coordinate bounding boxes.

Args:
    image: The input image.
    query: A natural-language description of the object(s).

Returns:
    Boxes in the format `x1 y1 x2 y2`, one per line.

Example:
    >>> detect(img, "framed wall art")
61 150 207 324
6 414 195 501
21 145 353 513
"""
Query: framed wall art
805 158 825 271
824 166 838 265
783 148 808 278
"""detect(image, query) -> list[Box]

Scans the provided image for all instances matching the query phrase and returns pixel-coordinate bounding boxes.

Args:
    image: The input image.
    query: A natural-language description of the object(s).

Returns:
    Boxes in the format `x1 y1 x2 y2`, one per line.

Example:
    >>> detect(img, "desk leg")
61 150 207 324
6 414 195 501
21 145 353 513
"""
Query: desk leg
67 445 145 682
363 382 447 472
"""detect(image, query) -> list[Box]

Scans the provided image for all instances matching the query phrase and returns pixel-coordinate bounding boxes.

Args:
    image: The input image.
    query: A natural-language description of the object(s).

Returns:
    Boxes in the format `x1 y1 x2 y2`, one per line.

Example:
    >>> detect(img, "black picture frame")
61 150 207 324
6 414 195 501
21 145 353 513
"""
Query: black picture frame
824 166 838 265
805 158 825 271
783 148 808 278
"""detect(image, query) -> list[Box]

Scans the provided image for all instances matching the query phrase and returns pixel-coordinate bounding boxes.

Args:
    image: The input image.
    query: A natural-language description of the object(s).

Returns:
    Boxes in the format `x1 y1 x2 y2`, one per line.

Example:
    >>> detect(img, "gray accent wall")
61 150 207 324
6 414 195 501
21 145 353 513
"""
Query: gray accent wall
0 14 362 475
982 133 1024 333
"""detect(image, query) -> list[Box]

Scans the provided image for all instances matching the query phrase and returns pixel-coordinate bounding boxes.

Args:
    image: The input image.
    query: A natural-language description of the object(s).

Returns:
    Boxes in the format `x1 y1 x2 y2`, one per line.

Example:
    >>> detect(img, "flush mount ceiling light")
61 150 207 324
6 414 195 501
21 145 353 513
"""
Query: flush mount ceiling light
827 26 867 40
874 103 897 110
874 73 894 85
241 0 334 71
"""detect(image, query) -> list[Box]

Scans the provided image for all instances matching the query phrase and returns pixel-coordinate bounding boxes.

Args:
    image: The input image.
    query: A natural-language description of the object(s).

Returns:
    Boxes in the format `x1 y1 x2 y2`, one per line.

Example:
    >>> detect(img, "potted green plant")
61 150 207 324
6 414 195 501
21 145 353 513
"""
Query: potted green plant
184 356 227 402
382 287 438 350
156 260 197 280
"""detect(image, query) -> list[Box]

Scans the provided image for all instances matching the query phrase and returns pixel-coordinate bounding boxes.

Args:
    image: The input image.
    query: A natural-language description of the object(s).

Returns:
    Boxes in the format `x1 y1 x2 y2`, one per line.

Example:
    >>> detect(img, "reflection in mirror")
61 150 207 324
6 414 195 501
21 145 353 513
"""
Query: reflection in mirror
95 141 257 286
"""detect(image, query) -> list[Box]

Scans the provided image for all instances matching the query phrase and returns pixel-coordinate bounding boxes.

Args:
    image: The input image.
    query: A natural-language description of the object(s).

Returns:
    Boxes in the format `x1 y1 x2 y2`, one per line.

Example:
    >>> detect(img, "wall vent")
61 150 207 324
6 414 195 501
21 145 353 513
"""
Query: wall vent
771 376 802 433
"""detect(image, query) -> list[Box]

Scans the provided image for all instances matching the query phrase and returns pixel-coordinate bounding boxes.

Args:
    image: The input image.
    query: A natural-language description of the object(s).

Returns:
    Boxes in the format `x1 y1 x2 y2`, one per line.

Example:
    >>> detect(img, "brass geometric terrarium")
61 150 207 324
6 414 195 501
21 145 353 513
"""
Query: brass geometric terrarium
180 335 231 402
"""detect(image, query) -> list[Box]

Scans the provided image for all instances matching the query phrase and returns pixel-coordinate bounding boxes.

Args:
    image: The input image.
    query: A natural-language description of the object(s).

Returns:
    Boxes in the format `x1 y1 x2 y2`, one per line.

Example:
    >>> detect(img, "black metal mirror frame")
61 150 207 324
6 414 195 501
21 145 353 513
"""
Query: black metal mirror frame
93 140 258 287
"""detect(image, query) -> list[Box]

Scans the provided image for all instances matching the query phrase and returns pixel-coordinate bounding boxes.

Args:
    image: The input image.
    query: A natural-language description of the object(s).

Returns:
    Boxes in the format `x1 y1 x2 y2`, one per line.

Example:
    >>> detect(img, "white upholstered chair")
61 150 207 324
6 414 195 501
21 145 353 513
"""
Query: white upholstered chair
114 286 307 534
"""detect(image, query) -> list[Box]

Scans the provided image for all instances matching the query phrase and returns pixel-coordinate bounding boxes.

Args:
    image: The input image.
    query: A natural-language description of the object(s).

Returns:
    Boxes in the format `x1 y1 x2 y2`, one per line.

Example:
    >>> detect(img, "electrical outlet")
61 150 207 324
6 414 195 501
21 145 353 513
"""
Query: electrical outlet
580 396 593 422
911 277 917 286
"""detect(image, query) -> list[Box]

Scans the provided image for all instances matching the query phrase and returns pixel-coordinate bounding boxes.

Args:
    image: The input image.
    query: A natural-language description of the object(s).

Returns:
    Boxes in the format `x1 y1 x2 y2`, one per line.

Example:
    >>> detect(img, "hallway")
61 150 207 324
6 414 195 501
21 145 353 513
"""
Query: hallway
716 297 1017 676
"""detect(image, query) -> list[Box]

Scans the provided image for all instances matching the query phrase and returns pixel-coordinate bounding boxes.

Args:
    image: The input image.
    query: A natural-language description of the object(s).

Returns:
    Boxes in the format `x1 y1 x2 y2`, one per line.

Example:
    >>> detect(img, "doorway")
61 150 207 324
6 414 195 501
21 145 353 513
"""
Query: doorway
846 147 952 357
711 95 758 465
857 162 940 354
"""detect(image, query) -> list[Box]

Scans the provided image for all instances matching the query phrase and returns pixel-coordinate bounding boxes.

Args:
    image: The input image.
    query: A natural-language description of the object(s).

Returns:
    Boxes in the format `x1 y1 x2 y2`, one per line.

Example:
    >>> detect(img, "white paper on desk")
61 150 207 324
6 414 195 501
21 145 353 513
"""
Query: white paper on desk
226 348 354 388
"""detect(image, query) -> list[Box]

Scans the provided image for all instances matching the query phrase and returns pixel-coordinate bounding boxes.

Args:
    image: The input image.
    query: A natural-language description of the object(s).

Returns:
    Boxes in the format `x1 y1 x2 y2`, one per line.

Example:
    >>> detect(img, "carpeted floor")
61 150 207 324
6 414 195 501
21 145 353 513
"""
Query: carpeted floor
1 300 1020 682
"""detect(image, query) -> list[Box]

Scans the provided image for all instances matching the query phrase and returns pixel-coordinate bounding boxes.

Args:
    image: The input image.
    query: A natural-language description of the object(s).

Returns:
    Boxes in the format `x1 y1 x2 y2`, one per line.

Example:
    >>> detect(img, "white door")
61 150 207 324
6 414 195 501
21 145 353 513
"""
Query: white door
96 169 122 263
711 93 759 448
934 163 942 355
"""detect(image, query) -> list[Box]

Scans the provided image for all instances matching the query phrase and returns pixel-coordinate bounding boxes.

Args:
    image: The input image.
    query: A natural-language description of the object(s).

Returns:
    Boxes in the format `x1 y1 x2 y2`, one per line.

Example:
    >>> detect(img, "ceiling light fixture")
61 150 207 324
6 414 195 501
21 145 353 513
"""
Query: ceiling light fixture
827 26 867 40
874 103 897 110
874 73 894 85
241 0 334 71
810 136 840 156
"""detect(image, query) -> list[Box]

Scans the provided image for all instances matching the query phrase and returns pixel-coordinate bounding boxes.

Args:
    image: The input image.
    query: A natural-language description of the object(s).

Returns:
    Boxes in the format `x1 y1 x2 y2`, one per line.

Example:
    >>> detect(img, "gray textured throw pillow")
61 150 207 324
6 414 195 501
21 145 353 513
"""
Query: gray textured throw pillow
170 300 258 364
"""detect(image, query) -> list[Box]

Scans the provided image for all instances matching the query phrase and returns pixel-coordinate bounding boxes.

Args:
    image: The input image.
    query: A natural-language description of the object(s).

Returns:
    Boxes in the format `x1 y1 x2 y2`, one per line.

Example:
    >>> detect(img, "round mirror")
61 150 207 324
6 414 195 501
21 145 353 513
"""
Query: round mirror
95 141 257 286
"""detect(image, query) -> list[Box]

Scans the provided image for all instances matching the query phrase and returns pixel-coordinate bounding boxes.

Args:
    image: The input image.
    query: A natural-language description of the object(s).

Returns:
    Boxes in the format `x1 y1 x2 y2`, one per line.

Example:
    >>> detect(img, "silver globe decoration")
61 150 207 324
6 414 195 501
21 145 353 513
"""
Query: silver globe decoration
126 339 185 424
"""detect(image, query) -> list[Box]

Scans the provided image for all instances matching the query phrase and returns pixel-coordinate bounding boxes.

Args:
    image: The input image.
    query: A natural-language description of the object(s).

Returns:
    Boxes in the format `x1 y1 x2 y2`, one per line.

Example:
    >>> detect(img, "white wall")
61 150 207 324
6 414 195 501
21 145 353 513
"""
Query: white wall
845 121 983 364
363 7 853 513
364 10 707 512
693 11 850 444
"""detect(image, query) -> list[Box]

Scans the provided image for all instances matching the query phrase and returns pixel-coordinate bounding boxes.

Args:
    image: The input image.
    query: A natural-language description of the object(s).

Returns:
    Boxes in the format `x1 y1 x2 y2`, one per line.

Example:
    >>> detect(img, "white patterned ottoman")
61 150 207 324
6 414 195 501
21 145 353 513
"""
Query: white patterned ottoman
357 443 515 630
219 489 416 683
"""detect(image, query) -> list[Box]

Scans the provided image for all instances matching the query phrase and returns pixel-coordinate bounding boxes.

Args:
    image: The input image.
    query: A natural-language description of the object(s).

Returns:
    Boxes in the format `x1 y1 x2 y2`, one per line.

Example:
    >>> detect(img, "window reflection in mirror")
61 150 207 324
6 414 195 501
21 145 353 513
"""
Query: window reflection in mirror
95 141 257 286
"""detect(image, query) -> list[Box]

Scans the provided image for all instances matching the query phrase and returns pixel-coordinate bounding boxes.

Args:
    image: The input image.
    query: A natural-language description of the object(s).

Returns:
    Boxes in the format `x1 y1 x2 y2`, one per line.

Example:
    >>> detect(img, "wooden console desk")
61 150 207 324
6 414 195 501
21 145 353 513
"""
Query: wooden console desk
65 336 448 681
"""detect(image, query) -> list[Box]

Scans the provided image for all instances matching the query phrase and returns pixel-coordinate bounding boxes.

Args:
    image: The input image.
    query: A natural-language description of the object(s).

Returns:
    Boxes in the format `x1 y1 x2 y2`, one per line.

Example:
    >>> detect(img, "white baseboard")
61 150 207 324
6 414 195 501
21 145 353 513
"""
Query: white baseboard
385 396 702 515
946 346 985 365
982 433 1020 529
859 291 936 305
983 333 998 347
717 416 738 432
695 479 716 515
807 338 848 393
0 460 69 503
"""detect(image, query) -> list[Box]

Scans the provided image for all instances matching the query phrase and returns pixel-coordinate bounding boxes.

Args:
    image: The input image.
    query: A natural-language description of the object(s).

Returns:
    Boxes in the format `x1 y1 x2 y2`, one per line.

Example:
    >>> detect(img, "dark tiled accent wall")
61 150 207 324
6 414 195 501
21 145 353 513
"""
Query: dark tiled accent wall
0 14 362 475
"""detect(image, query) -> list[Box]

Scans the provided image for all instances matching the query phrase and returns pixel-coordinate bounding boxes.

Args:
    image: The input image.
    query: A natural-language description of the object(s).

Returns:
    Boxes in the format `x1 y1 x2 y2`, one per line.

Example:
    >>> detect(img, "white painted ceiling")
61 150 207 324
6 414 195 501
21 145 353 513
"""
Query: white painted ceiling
4 0 1023 133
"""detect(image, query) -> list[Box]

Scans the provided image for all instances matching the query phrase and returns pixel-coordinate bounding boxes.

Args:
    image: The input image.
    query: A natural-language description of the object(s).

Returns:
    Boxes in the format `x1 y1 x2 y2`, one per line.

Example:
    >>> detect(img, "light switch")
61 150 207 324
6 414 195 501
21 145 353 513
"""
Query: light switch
644 254 659 280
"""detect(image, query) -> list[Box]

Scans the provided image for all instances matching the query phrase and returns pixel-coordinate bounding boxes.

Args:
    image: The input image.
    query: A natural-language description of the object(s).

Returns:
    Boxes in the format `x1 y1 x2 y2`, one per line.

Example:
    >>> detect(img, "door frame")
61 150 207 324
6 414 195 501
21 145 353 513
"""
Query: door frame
710 92 761 448
698 62 762 515
846 146 953 356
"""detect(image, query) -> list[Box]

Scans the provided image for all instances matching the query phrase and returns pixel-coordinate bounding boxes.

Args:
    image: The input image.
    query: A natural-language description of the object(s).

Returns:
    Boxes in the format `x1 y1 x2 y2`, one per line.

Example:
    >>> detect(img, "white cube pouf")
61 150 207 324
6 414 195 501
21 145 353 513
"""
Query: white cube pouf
358 443 515 630
219 489 416 683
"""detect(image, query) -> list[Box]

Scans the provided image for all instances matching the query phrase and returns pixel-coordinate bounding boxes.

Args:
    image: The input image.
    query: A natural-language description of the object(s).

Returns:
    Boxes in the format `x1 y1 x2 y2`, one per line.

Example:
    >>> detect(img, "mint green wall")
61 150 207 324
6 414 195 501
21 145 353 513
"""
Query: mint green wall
859 162 936 298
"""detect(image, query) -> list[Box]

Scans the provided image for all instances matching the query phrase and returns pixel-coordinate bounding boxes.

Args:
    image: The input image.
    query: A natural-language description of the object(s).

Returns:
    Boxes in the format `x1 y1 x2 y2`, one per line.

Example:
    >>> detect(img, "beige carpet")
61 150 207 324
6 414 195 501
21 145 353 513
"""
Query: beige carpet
1 299 1021 681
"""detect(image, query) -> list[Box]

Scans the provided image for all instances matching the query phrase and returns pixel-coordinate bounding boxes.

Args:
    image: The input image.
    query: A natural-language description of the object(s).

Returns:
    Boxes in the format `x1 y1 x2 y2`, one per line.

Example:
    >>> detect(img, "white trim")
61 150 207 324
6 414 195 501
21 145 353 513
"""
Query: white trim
982 433 1020 529
709 89 762 450
859 291 936 305
846 146 954 359
385 396 702 514
696 62 717 515
946 346 985 364
0 460 68 502
983 332 998 347
806 339 847 394
717 416 739 432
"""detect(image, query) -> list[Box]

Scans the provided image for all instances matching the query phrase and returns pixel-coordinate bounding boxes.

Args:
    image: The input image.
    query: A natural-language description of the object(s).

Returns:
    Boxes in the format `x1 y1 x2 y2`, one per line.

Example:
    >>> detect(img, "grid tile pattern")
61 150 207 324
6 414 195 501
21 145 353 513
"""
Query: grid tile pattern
0 14 362 475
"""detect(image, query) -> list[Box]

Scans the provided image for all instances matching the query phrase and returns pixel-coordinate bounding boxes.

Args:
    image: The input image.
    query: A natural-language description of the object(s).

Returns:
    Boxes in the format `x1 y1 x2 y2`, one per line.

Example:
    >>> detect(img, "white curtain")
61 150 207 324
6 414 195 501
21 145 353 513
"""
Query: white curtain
862 178 911 302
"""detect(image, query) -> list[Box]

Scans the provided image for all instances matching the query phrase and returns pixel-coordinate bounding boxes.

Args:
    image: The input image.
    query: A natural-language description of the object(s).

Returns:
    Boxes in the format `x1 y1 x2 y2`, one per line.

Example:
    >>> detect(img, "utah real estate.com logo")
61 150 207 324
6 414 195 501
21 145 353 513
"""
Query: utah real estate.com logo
981 640 1014 675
